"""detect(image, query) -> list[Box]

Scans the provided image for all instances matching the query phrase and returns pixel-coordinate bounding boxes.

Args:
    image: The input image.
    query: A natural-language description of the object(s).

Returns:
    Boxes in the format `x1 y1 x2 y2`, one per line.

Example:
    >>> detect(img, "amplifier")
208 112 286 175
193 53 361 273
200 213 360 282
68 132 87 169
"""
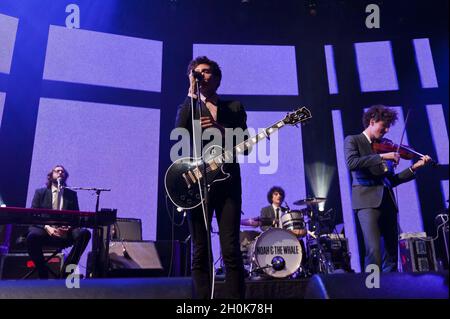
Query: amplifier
318 235 352 272
399 236 438 272
434 213 449 269
110 218 142 241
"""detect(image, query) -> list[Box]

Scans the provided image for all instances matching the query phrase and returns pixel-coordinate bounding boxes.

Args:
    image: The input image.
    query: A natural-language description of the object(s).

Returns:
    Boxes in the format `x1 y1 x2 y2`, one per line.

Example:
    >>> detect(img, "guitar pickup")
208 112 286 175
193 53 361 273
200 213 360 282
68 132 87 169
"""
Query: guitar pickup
208 160 218 171
182 173 192 188
192 168 203 180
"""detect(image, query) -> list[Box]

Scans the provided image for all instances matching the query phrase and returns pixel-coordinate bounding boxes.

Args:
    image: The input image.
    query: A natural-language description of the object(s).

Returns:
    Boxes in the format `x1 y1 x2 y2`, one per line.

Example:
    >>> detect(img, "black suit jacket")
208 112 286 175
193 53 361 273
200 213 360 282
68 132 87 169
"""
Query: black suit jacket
31 187 80 211
344 133 415 210
260 205 285 231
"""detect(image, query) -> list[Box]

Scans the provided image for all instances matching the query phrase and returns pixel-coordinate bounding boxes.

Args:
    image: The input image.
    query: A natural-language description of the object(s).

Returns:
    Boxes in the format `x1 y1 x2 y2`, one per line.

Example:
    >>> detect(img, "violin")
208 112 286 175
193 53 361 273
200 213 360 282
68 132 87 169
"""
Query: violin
372 138 437 165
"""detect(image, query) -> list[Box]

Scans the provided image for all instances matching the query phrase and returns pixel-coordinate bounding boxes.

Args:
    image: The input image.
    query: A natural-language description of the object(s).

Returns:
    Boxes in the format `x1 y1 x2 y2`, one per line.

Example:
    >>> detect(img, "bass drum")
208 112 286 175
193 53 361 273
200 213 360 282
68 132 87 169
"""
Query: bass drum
250 228 303 278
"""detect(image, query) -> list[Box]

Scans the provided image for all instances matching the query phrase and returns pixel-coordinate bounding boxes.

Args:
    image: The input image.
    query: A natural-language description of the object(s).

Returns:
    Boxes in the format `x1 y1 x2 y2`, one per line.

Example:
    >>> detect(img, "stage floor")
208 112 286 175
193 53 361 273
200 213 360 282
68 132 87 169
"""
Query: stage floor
0 272 447 299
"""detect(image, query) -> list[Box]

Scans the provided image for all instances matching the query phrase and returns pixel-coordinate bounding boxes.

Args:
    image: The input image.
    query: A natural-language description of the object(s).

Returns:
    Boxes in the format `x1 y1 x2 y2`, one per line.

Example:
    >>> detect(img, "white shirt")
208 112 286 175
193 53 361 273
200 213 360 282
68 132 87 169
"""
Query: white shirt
272 204 282 228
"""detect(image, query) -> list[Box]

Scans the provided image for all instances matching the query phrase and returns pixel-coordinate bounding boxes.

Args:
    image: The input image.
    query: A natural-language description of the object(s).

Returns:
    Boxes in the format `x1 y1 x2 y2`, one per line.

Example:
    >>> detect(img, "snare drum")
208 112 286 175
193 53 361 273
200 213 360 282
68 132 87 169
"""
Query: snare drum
250 228 303 278
281 210 307 237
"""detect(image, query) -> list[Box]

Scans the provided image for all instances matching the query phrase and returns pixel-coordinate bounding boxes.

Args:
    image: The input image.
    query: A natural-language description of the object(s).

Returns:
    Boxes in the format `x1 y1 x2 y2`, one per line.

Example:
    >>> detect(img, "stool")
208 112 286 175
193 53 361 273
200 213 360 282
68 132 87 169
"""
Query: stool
21 248 63 279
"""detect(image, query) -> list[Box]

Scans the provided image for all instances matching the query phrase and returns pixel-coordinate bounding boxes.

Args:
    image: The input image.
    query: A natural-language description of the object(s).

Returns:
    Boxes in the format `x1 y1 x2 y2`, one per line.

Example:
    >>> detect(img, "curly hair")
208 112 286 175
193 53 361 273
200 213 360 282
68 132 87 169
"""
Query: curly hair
362 105 398 128
187 56 222 89
46 164 69 188
267 186 285 204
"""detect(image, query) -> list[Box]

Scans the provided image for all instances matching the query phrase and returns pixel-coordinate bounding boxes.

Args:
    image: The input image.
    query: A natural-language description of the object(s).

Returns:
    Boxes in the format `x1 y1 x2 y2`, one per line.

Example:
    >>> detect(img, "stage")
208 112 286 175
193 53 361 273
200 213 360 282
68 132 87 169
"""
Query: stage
0 272 447 299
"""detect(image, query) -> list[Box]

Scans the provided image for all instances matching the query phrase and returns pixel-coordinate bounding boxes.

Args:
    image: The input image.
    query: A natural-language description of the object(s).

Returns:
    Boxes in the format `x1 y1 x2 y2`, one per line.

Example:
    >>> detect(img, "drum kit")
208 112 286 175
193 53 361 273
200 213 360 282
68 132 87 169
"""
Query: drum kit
239 197 351 279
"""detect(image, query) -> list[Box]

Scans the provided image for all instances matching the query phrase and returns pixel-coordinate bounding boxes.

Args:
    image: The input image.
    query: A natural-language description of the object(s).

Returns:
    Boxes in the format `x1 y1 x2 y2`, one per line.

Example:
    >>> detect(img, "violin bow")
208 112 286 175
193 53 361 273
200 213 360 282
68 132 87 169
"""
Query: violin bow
395 108 411 166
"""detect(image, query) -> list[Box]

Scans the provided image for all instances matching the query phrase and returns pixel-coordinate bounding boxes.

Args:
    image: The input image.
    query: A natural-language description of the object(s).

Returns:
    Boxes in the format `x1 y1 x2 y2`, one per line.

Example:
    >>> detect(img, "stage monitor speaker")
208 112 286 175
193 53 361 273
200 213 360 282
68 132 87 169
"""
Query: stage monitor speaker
304 272 448 299
111 218 142 241
108 240 164 277
106 240 190 278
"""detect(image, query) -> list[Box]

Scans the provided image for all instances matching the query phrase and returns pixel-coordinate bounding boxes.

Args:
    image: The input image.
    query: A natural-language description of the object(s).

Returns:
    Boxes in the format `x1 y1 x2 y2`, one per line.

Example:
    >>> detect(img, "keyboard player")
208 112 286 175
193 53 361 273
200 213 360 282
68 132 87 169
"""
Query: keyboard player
26 165 91 279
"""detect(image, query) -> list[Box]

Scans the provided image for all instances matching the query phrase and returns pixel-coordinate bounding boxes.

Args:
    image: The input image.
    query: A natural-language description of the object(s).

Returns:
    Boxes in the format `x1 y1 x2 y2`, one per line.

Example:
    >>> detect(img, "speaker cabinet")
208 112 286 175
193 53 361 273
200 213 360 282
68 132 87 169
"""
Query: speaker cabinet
0 252 63 279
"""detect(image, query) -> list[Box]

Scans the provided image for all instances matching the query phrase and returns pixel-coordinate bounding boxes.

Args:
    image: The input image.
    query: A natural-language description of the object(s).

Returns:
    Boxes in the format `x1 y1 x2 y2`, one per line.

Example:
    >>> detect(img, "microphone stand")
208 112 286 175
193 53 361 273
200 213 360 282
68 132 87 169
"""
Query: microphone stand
65 186 111 278
190 77 214 299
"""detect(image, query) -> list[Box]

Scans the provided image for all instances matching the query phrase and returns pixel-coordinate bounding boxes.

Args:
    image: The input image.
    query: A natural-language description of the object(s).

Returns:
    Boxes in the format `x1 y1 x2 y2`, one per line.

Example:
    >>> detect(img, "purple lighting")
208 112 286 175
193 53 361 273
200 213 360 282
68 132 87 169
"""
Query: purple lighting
413 38 438 88
240 111 306 215
0 13 18 74
426 104 449 165
442 181 449 204
0 92 5 127
43 25 163 92
193 44 299 95
354 41 399 92
324 45 339 94
332 109 361 272
27 98 161 242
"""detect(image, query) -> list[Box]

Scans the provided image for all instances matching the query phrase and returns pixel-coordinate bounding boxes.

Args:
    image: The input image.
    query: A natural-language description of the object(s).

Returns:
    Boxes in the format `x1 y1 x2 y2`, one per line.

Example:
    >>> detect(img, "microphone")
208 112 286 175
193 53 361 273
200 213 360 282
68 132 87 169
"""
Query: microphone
192 70 204 81
283 201 291 212
57 177 62 191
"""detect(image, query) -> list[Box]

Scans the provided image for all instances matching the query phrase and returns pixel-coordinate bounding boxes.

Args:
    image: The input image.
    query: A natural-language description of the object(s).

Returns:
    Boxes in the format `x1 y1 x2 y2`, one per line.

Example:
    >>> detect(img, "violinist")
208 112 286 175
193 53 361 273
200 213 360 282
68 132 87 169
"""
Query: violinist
344 105 432 272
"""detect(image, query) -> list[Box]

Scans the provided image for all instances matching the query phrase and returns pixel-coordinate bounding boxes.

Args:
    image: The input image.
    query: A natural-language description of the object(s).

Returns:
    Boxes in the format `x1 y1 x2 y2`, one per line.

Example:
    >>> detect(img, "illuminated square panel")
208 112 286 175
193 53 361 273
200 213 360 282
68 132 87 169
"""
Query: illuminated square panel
44 25 162 92
0 13 18 74
27 98 161 242
354 41 399 92
193 44 299 95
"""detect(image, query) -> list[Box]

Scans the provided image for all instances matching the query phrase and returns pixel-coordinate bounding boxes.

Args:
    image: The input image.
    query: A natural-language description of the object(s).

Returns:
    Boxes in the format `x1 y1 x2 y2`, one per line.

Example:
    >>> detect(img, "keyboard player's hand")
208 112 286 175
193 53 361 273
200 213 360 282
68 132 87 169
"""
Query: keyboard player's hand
44 225 70 238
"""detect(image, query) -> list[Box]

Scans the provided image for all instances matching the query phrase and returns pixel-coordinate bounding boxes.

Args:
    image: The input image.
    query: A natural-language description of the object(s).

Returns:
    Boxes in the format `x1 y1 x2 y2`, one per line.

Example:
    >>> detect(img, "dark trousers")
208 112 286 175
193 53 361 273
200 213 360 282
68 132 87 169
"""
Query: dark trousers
356 188 398 272
188 181 245 299
27 226 91 279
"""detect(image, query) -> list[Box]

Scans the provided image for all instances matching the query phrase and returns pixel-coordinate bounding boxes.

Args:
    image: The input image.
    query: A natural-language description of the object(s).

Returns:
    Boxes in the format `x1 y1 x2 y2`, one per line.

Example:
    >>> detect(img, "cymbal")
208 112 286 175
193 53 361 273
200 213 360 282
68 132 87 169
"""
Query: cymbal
293 197 326 206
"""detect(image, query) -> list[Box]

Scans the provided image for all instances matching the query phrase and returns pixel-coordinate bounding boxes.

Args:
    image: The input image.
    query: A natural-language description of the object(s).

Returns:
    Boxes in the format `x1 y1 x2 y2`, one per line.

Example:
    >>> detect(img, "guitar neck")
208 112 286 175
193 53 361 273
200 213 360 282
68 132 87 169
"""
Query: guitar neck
216 119 287 162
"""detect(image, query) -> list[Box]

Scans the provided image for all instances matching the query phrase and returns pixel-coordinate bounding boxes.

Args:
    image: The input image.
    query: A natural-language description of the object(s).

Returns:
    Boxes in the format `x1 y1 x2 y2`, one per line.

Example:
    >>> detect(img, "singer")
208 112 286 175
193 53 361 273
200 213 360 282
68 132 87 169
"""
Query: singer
175 56 249 299
26 165 91 279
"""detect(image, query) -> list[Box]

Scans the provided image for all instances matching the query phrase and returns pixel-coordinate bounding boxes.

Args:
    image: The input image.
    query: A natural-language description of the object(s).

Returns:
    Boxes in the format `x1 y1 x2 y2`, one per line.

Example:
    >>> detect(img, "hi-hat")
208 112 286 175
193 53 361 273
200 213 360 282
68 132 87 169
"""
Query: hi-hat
293 197 326 206
240 216 273 227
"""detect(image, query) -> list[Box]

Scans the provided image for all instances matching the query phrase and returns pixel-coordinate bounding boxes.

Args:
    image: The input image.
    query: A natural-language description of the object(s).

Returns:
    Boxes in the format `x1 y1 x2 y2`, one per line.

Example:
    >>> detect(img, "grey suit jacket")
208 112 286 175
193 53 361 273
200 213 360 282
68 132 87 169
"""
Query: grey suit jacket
344 133 416 210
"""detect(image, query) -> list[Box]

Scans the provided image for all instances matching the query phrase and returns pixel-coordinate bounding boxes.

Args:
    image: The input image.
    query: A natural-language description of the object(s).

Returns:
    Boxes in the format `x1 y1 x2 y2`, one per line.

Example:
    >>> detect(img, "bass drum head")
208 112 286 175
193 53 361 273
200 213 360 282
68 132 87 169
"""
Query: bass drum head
251 228 302 278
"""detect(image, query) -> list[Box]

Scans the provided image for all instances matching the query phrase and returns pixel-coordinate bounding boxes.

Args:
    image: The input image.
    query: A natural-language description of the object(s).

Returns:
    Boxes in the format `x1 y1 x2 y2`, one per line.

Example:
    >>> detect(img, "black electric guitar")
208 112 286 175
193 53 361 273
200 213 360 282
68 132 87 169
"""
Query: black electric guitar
165 107 312 210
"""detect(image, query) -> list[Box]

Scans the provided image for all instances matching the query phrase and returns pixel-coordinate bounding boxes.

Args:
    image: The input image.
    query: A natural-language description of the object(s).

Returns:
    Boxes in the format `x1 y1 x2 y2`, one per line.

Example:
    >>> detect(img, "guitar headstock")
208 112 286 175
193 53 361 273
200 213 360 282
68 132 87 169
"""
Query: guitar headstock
283 107 312 126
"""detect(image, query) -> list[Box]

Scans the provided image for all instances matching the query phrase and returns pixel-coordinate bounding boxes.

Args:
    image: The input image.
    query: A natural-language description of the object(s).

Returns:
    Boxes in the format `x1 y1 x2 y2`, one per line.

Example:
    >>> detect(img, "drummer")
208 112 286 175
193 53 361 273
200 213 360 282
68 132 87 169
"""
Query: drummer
259 186 288 231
